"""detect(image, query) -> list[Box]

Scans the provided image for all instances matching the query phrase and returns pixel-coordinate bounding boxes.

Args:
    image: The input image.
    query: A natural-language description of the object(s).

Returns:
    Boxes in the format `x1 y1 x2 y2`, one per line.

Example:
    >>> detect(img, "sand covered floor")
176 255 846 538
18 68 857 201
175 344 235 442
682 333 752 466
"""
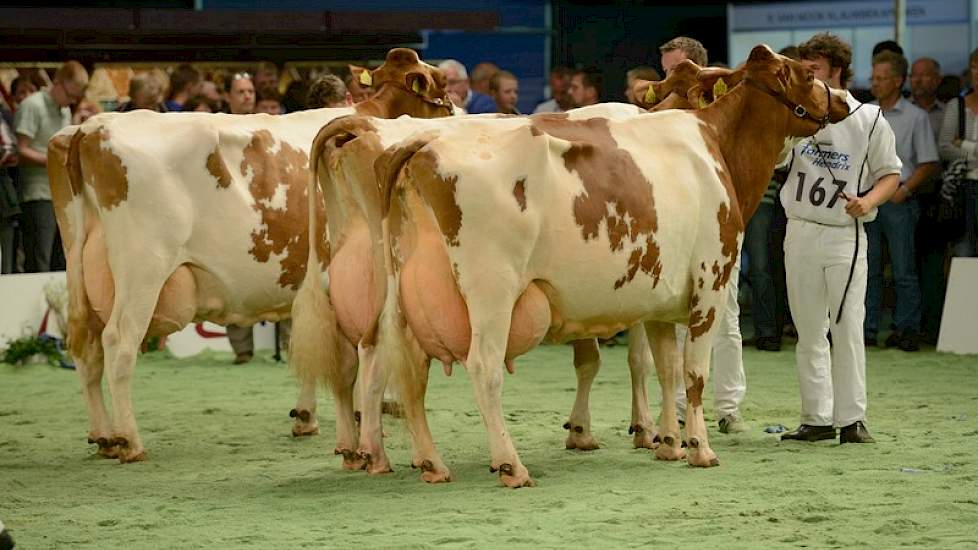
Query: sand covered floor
1 344 976 548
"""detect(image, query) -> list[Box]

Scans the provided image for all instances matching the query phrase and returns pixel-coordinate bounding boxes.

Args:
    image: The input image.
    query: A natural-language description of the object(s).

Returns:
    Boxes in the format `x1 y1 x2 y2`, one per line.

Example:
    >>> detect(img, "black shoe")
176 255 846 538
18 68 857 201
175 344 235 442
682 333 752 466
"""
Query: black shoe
840 421 875 443
897 332 919 352
755 336 782 352
0 525 13 550
884 331 902 348
781 424 836 441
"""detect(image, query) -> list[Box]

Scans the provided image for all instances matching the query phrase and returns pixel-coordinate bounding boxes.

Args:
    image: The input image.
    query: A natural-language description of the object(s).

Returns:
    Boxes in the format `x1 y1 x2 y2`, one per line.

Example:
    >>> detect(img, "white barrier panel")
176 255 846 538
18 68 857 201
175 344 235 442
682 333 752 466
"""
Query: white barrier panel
165 321 276 359
938 258 978 355
0 271 68 345
0 271 276 358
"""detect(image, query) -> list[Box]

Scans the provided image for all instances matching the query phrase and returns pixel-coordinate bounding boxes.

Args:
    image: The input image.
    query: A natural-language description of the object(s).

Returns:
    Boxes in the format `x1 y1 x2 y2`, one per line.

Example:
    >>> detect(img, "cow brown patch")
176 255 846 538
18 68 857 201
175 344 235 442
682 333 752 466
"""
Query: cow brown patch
528 116 662 290
688 294 716 341
79 128 129 210
714 203 741 291
405 149 463 247
47 131 75 239
687 375 705 408
206 148 232 189
513 177 527 212
240 130 323 290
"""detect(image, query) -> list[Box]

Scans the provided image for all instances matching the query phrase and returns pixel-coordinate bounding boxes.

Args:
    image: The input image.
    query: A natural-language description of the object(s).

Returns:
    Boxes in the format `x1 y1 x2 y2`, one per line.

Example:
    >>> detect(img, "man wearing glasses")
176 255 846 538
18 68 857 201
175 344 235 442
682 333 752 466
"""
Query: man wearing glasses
865 51 940 352
15 60 88 272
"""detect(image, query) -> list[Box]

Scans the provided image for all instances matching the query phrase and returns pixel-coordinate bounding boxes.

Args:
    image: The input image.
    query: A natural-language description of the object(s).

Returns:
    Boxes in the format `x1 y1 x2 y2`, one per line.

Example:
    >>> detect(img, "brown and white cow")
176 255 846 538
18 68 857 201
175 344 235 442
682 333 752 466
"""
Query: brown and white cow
375 45 849 487
291 104 653 481
46 48 454 463
291 67 712 480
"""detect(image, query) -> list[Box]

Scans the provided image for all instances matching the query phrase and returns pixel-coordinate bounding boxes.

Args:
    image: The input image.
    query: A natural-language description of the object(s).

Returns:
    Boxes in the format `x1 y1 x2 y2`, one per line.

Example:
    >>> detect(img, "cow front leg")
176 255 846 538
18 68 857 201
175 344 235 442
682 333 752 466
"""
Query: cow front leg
645 321 686 461
355 344 392 474
564 339 600 451
626 328 657 449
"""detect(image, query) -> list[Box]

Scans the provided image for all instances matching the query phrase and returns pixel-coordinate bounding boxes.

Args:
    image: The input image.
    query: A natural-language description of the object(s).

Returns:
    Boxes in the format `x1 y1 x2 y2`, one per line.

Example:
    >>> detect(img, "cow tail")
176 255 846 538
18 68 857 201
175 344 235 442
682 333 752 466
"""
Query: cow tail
288 124 342 391
61 129 100 361
373 134 439 408
375 131 438 219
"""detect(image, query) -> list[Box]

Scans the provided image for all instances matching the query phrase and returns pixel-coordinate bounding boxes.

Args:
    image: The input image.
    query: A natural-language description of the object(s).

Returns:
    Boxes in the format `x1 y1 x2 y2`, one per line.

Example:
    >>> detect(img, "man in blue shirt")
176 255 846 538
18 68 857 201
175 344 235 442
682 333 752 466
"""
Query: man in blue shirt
438 59 497 114
866 51 940 351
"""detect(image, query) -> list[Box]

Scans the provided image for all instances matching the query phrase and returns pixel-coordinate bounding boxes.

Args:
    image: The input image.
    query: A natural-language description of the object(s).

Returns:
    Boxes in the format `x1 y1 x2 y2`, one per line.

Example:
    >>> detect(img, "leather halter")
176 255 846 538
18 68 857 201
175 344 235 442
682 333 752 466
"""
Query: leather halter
745 77 832 130
378 80 456 116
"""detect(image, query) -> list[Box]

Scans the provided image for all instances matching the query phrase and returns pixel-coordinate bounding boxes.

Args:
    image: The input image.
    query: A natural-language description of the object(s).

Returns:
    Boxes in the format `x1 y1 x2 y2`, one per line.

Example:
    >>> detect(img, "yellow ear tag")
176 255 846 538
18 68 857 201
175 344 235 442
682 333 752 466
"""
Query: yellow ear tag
412 79 421 93
359 70 372 86
643 85 656 105
698 96 708 109
713 78 728 98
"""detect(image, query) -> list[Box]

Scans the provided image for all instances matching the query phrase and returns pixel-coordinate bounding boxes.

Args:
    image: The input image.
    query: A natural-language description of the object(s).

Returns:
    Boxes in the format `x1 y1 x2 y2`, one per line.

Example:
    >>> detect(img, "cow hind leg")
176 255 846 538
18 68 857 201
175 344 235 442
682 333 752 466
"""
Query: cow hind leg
626 327 658 449
564 339 600 451
644 321 686 461
332 342 362 470
67 242 116 458
681 314 720 468
380 307 451 483
355 343 393 474
100 263 183 463
76 332 117 458
465 298 534 488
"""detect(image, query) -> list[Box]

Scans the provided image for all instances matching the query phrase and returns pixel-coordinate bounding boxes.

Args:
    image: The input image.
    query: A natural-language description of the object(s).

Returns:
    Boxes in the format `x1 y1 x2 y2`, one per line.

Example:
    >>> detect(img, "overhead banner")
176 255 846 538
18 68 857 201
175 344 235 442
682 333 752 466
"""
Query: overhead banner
731 0 969 31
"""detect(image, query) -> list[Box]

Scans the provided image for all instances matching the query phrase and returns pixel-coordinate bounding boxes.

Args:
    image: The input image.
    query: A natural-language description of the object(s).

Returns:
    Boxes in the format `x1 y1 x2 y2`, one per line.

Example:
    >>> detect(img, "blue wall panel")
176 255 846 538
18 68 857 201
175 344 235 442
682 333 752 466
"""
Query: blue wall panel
425 31 547 114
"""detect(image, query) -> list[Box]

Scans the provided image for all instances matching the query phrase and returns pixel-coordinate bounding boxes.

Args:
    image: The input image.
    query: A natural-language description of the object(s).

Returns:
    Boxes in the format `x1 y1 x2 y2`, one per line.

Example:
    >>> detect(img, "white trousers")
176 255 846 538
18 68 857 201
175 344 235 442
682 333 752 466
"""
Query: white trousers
675 259 746 419
785 218 868 428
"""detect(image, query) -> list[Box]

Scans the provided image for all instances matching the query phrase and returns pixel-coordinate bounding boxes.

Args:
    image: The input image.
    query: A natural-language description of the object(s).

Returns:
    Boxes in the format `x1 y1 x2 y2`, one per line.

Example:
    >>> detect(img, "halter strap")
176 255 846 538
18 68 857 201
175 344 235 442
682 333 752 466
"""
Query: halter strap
744 77 831 129
378 80 456 115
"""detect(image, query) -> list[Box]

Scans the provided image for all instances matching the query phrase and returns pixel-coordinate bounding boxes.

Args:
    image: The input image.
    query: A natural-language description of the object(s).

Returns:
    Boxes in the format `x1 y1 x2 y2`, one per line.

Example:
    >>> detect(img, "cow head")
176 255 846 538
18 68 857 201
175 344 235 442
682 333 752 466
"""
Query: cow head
735 44 849 137
632 59 703 111
356 48 454 119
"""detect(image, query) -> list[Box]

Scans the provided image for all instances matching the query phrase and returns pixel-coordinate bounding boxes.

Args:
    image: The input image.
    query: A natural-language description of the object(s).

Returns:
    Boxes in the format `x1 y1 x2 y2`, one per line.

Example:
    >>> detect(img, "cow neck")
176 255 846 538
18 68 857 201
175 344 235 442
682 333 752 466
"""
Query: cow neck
695 83 791 221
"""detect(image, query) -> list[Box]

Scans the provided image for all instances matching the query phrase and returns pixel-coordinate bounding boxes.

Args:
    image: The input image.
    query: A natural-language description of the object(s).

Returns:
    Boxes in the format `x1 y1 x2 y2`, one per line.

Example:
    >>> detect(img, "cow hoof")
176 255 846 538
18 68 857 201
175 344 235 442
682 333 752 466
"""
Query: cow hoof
118 448 148 464
358 450 392 475
495 463 535 488
687 448 719 468
336 448 367 471
291 425 320 437
565 432 600 451
414 458 452 483
654 438 686 461
633 431 657 450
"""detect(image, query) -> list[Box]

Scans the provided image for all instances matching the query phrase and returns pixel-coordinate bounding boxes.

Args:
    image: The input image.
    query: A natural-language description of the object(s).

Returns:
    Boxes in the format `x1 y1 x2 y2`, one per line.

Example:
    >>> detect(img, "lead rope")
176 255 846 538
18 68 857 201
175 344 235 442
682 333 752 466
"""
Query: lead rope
809 102 879 324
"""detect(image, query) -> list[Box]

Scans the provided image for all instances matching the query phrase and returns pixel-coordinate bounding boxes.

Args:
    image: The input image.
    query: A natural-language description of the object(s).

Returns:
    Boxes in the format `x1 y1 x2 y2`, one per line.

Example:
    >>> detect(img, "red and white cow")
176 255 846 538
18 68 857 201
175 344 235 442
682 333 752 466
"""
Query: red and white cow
47 48 454 463
291 67 713 479
375 45 849 486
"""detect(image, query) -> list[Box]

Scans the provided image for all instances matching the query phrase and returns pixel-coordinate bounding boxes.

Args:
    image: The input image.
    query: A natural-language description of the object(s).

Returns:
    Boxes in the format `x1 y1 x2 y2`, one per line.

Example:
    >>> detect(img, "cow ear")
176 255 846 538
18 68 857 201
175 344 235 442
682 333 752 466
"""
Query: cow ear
349 65 373 87
632 78 658 108
687 84 708 109
697 67 733 100
776 63 791 92
405 72 428 95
